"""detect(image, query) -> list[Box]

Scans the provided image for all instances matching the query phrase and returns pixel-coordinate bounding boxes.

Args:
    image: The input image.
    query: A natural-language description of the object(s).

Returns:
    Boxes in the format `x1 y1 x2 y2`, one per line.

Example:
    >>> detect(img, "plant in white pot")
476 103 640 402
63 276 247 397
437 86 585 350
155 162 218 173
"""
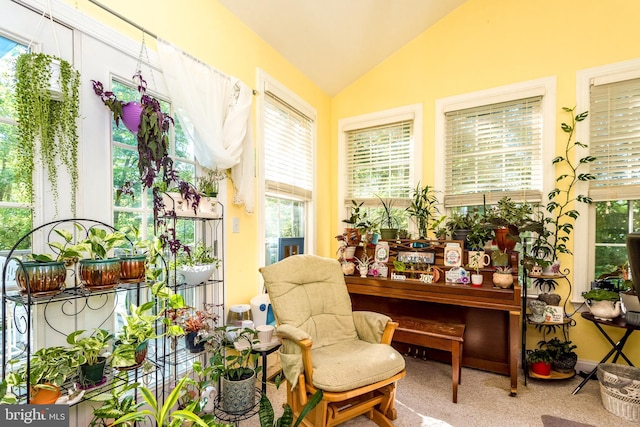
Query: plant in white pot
172 241 220 286
582 288 621 320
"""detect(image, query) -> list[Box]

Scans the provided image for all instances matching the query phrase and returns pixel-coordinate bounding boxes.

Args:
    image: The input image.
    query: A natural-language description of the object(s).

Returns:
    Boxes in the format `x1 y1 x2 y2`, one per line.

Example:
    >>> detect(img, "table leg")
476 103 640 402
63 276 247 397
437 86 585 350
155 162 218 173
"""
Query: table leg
261 351 268 394
572 329 634 395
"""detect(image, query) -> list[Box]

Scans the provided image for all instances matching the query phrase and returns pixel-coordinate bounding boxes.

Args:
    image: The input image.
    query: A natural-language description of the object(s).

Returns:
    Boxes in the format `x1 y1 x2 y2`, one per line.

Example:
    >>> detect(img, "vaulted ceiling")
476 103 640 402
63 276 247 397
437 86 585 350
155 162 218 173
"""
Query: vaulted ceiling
218 0 468 96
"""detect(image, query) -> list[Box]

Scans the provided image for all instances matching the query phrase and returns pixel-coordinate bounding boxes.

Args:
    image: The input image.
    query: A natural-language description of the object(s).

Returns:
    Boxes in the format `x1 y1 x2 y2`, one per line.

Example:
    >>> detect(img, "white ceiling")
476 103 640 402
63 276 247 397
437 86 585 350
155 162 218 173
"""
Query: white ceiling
218 0 467 96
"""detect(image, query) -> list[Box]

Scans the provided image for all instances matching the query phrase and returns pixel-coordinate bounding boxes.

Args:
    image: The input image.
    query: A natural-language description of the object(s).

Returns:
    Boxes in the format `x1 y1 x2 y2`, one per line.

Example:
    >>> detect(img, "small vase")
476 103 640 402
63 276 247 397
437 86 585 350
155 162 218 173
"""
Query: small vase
121 101 143 133
530 361 552 377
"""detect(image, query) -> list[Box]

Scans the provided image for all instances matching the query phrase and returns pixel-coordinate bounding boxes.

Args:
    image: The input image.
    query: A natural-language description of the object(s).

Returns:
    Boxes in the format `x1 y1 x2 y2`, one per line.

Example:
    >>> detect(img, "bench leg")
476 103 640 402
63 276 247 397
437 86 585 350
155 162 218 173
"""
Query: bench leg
452 342 462 403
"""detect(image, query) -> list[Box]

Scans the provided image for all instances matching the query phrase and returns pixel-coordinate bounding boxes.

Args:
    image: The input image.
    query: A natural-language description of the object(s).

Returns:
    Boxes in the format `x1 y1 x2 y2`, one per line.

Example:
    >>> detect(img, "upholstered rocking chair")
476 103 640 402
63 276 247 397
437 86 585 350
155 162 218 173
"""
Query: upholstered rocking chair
259 254 406 427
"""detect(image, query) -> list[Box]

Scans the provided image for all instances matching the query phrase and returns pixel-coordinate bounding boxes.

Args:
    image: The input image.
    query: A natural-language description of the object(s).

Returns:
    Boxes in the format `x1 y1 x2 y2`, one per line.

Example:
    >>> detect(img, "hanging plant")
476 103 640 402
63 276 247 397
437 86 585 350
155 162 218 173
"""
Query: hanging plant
92 71 200 255
14 53 80 214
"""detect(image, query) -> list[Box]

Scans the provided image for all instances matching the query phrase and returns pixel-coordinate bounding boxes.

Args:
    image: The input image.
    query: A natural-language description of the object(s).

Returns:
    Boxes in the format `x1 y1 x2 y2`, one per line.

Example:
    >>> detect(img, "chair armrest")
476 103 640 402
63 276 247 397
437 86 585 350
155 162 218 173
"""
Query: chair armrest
353 311 393 343
277 324 312 342
276 324 314 390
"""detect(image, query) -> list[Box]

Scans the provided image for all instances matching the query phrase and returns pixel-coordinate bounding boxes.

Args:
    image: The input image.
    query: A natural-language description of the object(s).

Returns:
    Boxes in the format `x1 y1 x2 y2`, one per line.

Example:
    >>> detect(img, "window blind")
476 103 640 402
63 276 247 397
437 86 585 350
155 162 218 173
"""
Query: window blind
345 120 413 206
589 77 640 201
444 96 543 207
264 92 313 200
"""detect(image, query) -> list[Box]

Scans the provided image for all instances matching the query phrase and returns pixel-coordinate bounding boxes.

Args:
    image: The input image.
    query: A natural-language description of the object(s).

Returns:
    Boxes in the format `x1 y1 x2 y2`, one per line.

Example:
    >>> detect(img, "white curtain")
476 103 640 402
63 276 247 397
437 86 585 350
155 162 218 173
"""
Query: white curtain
157 39 255 213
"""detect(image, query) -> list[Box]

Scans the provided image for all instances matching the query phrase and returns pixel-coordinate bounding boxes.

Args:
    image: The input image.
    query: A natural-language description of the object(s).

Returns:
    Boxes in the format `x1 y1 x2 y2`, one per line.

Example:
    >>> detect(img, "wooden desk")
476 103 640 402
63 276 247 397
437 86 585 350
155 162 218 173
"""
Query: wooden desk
345 275 522 395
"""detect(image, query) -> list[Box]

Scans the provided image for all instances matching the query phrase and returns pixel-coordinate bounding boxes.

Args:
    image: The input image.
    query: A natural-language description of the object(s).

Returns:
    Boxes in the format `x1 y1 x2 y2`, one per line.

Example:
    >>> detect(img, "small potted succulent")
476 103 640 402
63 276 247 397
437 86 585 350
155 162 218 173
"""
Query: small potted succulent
492 266 514 289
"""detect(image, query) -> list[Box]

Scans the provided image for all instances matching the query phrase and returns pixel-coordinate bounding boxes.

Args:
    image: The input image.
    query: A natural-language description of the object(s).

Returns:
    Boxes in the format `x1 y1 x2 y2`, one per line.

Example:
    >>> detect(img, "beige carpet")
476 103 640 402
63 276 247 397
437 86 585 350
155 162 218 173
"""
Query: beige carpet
242 354 638 427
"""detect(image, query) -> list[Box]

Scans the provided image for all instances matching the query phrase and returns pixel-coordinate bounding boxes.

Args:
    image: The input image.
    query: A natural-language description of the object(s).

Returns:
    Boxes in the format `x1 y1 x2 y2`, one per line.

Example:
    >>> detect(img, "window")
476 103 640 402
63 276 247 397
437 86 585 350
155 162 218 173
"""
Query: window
259 71 315 266
587 73 640 280
338 104 422 231
436 79 557 209
0 34 30 251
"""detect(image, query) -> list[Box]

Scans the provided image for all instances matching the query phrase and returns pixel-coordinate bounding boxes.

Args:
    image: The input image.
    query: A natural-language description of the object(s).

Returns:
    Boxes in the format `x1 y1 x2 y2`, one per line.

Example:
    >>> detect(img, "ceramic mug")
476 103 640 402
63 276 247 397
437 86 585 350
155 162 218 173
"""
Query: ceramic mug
468 251 491 269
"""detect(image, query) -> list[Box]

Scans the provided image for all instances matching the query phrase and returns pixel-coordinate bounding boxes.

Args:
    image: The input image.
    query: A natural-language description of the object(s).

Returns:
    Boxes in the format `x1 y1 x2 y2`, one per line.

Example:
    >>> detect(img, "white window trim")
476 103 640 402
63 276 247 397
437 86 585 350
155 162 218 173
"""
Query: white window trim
337 104 423 233
434 77 557 206
256 68 317 280
574 58 640 301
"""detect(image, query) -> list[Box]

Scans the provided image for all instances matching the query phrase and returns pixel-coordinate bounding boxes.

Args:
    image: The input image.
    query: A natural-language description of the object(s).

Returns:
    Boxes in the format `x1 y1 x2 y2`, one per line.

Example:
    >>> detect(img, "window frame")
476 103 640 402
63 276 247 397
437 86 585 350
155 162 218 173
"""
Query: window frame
575 58 640 300
337 103 423 233
434 77 557 209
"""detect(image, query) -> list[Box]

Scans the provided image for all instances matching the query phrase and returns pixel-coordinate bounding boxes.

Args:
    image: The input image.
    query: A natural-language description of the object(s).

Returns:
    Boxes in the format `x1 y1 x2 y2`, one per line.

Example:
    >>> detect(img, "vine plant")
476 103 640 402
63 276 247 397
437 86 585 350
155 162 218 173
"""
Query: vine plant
15 53 80 214
527 107 596 268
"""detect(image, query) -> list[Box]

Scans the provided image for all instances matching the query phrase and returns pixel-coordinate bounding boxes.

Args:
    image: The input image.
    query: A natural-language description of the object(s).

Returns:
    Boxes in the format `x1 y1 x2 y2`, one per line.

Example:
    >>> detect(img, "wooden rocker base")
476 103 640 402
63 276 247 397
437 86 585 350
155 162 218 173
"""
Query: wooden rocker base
288 370 406 427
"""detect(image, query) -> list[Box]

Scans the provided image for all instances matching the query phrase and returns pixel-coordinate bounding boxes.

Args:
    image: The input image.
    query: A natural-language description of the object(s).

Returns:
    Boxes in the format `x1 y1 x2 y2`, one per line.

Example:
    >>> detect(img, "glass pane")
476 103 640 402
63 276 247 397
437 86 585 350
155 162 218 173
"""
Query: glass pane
265 196 305 265
174 160 196 183
174 116 193 160
113 146 142 207
0 36 26 117
0 207 32 251
113 211 142 234
0 122 30 203
111 80 139 146
175 218 195 246
594 200 634 278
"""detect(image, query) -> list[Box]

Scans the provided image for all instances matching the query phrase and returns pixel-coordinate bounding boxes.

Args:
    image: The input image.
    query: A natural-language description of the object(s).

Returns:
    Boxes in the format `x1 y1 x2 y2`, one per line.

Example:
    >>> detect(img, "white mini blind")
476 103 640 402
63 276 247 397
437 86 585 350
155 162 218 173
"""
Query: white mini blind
264 92 313 200
345 120 413 205
444 96 543 207
589 77 640 201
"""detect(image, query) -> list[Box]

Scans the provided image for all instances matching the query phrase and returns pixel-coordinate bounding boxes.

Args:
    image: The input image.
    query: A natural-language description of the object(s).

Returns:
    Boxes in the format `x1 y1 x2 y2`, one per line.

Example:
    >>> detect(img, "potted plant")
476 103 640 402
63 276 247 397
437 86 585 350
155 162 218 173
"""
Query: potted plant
77 228 127 289
406 183 439 238
172 240 220 286
483 196 533 252
111 301 158 369
376 196 400 240
582 288 622 320
342 200 368 246
66 328 114 388
15 223 85 296
196 167 226 217
92 72 200 257
170 305 219 353
543 337 578 374
205 325 261 415
15 53 80 215
492 266 514 289
526 348 553 377
445 210 483 247
468 252 486 287
117 225 152 283
7 345 83 404
259 389 323 427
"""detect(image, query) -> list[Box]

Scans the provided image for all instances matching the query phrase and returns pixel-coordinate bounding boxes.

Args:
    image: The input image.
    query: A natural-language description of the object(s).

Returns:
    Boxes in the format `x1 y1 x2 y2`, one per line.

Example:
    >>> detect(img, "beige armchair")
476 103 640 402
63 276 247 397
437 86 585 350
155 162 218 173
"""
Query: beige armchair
260 254 406 427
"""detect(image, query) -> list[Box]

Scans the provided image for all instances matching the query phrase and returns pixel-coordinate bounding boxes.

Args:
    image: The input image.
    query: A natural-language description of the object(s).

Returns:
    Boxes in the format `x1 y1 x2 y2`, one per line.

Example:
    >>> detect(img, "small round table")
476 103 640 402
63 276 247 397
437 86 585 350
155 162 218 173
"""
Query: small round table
252 341 282 394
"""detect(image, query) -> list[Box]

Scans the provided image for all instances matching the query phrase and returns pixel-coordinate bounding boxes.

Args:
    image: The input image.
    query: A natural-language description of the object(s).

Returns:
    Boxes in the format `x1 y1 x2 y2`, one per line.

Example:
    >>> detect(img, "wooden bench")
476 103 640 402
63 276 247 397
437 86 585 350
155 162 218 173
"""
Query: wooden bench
393 316 465 403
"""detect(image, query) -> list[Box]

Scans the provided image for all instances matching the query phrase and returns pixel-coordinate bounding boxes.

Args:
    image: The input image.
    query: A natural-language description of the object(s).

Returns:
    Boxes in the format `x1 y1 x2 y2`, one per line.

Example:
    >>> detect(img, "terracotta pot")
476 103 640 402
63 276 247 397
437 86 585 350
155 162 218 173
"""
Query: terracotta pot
30 384 61 404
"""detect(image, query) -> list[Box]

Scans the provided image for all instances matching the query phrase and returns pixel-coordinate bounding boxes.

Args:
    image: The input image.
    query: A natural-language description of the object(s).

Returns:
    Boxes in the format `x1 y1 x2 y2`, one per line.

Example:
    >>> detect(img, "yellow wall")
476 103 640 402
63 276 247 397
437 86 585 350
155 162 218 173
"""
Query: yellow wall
66 0 640 364
64 0 332 308
332 0 640 363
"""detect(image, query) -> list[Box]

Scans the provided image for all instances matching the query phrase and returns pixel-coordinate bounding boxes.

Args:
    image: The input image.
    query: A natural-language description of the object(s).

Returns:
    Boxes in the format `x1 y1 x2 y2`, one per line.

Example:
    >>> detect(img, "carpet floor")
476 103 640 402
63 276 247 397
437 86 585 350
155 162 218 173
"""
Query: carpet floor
242 354 638 427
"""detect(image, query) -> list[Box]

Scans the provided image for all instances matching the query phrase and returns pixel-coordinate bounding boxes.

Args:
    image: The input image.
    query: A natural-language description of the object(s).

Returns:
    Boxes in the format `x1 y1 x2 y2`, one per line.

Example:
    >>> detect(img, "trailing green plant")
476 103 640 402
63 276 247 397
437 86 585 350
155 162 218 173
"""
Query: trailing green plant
406 183 439 238
66 328 114 366
15 53 80 215
78 227 127 260
6 345 83 393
